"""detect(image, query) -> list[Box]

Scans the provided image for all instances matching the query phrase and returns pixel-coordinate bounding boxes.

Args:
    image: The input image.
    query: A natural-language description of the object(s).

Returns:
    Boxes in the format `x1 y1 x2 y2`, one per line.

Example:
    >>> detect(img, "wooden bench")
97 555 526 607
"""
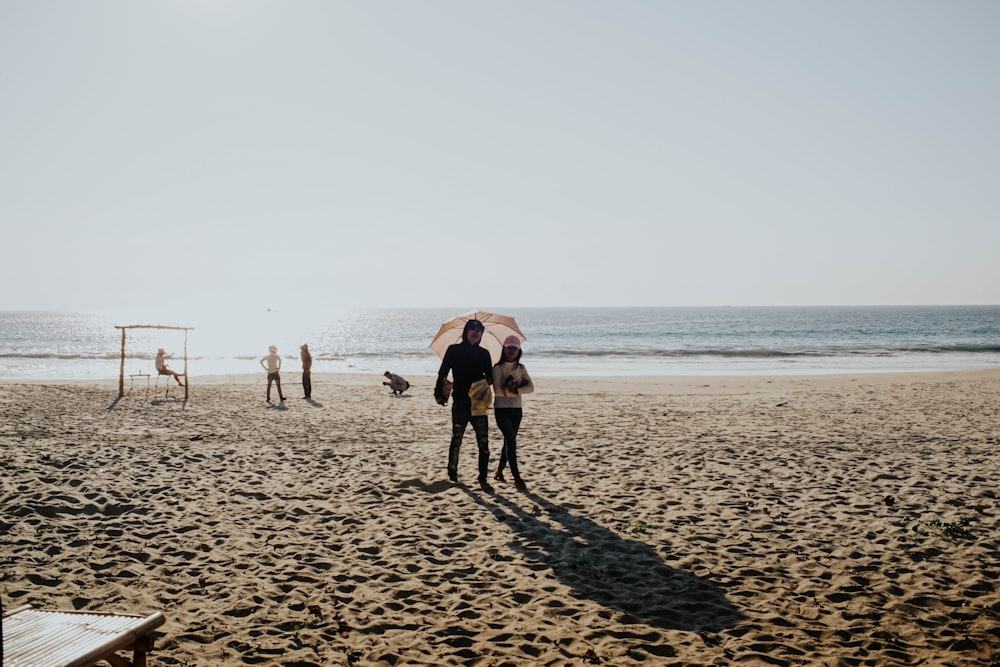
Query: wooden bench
2 605 165 667
128 371 151 398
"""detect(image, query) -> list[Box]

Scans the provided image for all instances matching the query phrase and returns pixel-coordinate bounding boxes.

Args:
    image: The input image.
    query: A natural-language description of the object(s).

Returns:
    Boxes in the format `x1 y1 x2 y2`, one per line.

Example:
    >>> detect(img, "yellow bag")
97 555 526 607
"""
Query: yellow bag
468 379 493 416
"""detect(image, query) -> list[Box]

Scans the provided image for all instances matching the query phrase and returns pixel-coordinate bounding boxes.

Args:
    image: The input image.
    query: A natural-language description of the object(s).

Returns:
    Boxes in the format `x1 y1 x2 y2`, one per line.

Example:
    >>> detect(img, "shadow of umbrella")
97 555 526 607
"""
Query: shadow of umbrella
462 487 743 632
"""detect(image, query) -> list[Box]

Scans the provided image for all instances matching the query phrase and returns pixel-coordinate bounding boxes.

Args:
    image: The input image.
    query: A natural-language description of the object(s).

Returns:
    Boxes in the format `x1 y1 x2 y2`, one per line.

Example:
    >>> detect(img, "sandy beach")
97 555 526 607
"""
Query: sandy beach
1 370 998 666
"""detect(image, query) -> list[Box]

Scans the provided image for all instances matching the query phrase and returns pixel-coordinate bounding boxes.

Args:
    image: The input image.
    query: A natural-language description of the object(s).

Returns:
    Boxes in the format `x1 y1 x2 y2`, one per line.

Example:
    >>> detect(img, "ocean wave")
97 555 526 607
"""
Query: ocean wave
842 344 1000 355
3 343 1000 364
0 352 125 361
0 352 212 362
0 343 1000 364
336 351 439 360
532 344 1000 359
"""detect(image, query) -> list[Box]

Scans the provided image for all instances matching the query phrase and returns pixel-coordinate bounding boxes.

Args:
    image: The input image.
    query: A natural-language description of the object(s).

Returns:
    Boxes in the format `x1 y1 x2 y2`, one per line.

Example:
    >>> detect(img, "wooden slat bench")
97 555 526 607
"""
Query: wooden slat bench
2 605 165 667
128 371 151 398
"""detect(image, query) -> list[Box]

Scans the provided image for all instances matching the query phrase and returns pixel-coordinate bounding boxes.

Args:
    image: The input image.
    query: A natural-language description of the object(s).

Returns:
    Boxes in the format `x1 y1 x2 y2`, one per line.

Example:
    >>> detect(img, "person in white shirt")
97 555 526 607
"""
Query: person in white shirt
155 348 185 386
491 335 534 489
259 345 288 403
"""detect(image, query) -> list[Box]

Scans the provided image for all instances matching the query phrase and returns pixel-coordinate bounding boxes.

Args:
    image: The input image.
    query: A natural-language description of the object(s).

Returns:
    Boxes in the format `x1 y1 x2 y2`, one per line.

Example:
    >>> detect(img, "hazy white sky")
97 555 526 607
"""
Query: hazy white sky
2 1 998 313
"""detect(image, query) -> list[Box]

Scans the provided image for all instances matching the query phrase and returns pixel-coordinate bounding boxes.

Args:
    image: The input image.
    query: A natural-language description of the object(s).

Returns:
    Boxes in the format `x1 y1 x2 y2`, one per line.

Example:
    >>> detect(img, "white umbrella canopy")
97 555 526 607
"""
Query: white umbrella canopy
429 310 526 365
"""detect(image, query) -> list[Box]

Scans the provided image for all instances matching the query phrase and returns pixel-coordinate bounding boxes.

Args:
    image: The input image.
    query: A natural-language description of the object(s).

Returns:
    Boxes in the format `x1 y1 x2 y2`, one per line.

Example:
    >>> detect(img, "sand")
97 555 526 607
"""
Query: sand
1 370 998 666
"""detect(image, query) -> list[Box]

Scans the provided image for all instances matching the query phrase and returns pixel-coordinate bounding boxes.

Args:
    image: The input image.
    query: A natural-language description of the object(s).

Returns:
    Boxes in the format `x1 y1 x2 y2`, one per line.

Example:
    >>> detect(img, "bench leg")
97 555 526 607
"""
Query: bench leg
101 634 155 667
133 633 156 667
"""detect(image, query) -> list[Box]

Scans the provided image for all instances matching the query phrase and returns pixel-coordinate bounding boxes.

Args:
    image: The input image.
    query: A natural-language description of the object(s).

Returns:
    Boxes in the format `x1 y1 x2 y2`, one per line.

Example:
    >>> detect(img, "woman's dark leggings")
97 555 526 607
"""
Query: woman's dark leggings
494 407 523 480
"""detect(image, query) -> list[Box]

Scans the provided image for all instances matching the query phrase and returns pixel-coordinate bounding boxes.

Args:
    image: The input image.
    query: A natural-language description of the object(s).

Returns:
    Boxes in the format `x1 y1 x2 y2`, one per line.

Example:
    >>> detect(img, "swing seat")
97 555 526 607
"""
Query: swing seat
154 371 180 397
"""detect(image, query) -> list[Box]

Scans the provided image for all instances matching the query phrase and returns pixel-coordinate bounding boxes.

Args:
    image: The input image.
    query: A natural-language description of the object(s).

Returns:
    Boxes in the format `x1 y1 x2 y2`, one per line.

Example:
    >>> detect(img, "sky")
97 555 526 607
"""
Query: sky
2 0 998 315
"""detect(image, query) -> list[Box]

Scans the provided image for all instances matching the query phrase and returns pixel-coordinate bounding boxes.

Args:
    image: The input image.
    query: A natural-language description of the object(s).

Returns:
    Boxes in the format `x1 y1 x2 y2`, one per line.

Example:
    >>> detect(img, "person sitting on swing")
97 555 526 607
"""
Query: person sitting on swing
155 348 185 386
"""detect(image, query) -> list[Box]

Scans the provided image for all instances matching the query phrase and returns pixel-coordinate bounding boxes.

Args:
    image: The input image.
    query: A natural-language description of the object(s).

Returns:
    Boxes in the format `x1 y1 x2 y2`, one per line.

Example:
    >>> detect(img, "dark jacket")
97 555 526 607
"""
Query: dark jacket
437 342 492 408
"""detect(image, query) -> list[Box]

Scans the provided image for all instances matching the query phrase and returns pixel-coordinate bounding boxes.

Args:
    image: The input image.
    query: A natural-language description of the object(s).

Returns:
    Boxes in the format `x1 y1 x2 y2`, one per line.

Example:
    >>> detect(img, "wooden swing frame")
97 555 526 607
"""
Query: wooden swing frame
115 324 194 399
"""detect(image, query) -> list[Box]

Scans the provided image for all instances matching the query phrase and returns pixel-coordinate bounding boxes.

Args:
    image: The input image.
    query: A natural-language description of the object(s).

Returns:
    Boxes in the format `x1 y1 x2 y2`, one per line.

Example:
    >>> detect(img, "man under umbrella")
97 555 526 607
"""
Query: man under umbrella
435 319 494 492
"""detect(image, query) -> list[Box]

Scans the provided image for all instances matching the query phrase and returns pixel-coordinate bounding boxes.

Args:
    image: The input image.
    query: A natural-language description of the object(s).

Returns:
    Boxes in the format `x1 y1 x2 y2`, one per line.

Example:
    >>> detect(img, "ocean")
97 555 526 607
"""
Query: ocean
1 306 999 380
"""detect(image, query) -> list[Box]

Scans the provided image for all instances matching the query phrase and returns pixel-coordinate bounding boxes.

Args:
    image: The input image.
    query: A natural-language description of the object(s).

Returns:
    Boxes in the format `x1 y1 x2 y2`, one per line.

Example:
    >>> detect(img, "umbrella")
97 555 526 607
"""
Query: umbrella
429 310 526 365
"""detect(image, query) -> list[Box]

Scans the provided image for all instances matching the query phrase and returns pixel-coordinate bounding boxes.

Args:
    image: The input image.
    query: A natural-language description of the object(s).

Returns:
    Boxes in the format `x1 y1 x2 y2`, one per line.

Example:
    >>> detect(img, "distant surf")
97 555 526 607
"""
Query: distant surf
2 306 998 379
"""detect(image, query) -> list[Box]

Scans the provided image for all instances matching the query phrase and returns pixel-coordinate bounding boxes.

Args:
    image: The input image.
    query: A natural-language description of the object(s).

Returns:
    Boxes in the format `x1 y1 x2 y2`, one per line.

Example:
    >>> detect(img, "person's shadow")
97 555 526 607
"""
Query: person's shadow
462 487 743 632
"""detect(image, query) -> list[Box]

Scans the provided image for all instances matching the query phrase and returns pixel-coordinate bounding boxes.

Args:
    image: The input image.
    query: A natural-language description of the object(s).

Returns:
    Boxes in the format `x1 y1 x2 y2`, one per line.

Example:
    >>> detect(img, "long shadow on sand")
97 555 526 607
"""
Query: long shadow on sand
150 397 188 408
462 487 743 632
108 396 188 409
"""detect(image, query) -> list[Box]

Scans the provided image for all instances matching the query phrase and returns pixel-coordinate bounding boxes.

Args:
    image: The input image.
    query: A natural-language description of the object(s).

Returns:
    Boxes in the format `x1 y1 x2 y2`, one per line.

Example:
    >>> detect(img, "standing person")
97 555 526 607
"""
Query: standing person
492 336 534 490
435 319 494 491
300 344 313 399
259 345 288 403
155 348 185 386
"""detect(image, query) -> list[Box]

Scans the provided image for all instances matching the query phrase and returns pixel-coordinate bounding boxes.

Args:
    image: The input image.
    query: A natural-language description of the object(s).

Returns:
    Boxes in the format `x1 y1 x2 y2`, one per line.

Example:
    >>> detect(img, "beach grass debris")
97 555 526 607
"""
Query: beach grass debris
617 519 649 535
331 609 351 637
924 519 975 541
699 631 721 646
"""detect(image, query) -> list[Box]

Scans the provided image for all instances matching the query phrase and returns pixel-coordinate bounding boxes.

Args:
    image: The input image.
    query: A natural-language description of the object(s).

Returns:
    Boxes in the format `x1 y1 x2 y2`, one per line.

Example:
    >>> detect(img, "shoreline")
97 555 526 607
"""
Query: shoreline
4 356 1000 384
7 367 999 391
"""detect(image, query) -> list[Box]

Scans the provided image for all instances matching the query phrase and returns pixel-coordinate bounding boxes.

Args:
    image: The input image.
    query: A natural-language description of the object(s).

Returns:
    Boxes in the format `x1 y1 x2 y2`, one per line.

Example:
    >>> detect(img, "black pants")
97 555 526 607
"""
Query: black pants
266 372 285 401
302 370 311 399
495 407 523 480
449 403 489 481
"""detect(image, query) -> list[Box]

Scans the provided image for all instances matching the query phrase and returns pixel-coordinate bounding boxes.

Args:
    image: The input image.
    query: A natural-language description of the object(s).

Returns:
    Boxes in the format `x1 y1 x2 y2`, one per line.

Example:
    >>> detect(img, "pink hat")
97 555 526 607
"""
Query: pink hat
503 335 521 349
